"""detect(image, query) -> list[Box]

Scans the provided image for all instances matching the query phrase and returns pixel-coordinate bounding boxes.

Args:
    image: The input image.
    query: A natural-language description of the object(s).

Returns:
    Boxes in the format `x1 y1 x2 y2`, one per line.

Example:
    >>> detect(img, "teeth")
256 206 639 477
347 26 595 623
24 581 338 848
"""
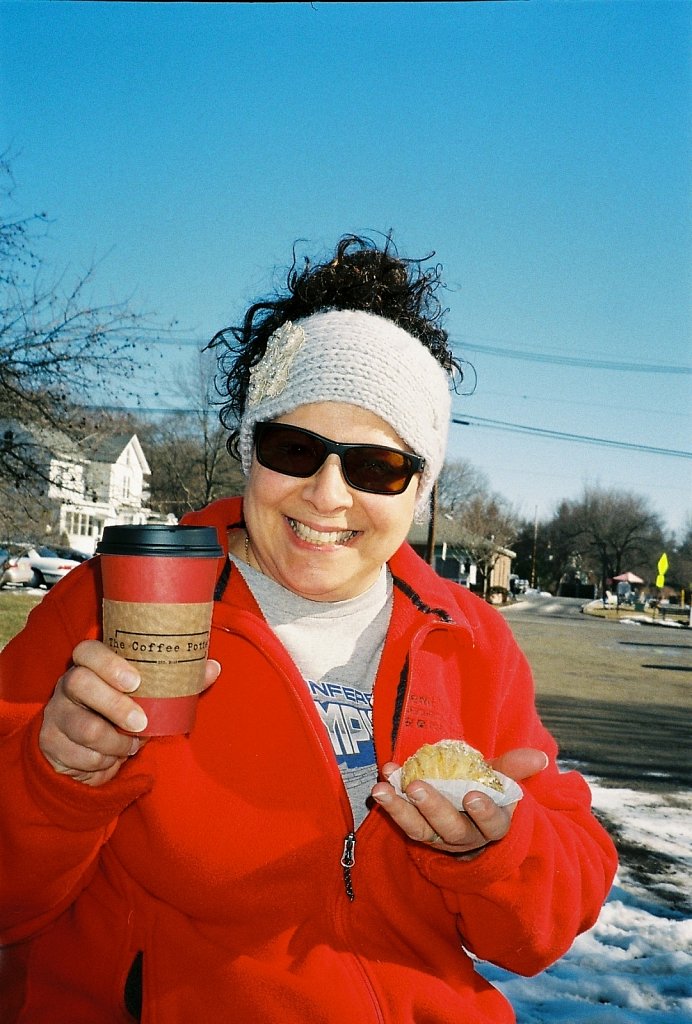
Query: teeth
288 519 356 546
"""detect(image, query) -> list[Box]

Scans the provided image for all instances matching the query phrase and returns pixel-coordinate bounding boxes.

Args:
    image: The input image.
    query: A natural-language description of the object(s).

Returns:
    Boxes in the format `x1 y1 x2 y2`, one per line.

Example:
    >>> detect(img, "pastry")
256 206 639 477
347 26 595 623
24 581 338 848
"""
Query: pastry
400 739 504 793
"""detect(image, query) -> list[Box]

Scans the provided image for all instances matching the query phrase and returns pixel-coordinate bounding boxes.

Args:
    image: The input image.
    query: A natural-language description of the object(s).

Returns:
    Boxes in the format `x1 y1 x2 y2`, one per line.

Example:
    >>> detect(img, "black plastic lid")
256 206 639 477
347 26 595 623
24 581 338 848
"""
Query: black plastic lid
96 524 223 558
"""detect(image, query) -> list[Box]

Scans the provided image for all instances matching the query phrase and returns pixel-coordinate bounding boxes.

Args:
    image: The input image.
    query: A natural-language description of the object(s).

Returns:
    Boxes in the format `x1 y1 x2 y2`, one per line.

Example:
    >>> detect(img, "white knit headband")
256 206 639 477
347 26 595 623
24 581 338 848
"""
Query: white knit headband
238 309 451 517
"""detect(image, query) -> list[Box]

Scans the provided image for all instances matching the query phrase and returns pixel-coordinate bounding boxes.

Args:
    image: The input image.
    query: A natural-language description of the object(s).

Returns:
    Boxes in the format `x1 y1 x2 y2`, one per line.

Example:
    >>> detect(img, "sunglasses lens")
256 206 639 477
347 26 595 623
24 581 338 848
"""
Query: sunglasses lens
256 424 324 477
255 423 419 495
343 448 412 494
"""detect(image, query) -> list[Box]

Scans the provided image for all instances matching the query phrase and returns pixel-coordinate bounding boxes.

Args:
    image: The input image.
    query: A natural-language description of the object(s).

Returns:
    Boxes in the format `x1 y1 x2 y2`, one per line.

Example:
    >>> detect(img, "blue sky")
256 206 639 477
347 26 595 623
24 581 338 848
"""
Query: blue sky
1 1 690 538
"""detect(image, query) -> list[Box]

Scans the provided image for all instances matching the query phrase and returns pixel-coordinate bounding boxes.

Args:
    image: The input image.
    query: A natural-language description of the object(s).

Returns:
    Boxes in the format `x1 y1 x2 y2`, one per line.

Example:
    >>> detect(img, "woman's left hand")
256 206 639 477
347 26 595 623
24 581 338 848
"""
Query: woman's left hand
371 748 549 856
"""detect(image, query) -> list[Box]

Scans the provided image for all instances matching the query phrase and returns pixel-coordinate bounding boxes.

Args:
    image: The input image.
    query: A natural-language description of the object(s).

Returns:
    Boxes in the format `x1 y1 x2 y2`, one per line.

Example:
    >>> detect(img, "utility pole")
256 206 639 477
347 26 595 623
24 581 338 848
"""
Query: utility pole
530 506 538 589
425 482 437 567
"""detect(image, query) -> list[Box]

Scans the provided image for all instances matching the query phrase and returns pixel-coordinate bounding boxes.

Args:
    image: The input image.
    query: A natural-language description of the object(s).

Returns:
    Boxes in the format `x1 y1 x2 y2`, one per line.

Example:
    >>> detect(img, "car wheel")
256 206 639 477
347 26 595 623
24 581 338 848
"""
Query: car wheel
28 570 44 588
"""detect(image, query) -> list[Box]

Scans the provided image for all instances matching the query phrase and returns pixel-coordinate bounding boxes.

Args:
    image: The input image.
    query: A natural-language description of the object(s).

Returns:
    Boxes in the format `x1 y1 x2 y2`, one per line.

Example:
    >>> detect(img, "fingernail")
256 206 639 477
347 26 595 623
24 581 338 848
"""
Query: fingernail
129 737 142 756
465 796 485 812
372 790 391 805
119 670 141 692
125 707 148 732
407 787 426 804
540 753 550 770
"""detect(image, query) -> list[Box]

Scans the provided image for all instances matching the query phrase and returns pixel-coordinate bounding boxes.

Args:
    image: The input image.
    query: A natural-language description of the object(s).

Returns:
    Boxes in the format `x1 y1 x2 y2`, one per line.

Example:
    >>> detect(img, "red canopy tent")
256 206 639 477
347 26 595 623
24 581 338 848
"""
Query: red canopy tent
612 572 644 584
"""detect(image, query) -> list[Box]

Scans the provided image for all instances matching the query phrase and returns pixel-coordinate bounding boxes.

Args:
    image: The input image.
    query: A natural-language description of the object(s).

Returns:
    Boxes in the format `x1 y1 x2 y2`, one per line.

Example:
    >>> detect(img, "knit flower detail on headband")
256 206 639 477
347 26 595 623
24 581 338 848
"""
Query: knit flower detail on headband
248 321 306 407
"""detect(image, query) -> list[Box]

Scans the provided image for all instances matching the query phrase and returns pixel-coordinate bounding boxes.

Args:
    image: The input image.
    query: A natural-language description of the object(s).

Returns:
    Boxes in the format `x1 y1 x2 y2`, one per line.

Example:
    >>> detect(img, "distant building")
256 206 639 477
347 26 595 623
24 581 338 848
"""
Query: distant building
407 518 516 600
59 433 155 553
1 423 163 553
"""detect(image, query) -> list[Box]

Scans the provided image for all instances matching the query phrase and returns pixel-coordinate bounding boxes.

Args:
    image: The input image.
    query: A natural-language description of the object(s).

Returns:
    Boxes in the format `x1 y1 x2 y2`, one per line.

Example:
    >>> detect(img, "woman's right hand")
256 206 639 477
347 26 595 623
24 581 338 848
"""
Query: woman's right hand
39 639 150 786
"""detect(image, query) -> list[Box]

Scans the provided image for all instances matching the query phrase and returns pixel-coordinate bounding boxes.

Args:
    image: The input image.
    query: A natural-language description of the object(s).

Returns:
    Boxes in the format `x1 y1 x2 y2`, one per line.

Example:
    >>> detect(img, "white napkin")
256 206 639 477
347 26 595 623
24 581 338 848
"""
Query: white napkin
387 767 523 809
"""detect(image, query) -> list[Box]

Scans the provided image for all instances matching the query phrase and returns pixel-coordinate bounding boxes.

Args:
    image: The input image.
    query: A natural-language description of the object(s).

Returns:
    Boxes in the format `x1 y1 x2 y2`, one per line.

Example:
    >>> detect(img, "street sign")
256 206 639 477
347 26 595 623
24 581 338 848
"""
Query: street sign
656 552 668 589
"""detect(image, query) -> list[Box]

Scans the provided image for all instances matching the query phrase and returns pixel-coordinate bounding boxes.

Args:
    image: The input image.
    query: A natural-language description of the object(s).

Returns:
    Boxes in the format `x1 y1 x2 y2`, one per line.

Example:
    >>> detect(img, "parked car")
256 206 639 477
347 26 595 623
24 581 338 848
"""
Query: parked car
0 544 34 588
0 545 83 589
52 547 91 564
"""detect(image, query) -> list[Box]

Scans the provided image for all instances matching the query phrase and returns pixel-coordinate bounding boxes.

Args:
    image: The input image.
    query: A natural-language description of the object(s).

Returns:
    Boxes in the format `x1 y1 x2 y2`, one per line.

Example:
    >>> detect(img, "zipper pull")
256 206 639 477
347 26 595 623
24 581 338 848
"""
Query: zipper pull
340 831 357 901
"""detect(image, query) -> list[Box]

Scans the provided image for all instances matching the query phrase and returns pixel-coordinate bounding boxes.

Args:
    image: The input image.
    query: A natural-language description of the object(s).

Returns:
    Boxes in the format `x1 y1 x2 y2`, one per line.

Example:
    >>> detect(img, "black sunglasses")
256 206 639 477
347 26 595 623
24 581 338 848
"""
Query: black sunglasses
254 422 426 495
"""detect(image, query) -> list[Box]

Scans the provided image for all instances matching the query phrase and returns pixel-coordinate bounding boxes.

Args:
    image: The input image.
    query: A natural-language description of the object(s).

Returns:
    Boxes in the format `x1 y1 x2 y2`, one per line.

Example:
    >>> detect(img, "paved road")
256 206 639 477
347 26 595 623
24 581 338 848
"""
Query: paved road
503 594 588 618
501 597 691 793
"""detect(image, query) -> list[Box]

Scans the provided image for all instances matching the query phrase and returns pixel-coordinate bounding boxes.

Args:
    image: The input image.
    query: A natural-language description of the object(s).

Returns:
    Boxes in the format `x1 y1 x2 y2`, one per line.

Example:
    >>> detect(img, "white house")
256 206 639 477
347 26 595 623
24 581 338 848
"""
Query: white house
2 423 157 553
57 433 154 553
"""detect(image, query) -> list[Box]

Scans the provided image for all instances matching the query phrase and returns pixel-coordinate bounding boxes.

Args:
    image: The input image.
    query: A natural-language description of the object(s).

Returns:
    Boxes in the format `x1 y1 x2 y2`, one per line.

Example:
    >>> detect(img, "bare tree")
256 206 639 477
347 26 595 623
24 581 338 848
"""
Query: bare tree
670 515 692 592
0 157 158 516
437 460 490 514
146 349 244 518
452 493 519 598
429 461 518 597
548 487 665 596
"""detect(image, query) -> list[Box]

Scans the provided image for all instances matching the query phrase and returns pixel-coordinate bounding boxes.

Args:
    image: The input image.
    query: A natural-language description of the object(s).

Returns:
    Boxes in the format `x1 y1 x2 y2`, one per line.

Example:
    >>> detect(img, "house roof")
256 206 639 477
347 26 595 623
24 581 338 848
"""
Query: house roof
407 516 516 558
1 422 151 475
408 516 470 547
0 420 83 461
82 434 151 475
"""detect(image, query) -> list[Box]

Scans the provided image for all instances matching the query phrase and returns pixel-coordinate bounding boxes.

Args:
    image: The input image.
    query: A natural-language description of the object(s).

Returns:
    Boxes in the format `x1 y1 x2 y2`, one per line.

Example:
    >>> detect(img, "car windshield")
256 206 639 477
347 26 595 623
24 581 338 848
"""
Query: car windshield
36 547 59 558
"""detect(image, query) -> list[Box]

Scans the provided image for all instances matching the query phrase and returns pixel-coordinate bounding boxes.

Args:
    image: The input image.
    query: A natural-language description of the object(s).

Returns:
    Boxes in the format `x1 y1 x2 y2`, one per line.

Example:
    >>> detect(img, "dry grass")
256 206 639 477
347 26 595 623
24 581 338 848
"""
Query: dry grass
505 611 690 707
0 591 42 649
503 607 691 792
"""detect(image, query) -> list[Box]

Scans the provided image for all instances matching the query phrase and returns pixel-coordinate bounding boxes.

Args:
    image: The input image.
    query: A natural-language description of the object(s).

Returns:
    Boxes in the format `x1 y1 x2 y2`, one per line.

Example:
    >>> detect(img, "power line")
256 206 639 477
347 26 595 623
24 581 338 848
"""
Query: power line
480 385 692 419
137 335 692 374
454 341 691 375
453 415 692 458
97 405 201 414
141 338 209 348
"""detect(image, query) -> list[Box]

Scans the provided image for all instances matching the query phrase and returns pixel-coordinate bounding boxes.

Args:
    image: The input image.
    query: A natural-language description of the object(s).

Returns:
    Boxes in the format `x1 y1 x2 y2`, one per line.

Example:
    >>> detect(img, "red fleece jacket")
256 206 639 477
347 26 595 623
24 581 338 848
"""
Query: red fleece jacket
0 498 617 1023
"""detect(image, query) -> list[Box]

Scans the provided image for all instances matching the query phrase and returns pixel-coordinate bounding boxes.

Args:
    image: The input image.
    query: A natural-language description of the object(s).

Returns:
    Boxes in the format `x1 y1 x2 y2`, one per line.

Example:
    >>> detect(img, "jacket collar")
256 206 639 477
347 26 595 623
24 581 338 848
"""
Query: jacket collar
182 496 472 633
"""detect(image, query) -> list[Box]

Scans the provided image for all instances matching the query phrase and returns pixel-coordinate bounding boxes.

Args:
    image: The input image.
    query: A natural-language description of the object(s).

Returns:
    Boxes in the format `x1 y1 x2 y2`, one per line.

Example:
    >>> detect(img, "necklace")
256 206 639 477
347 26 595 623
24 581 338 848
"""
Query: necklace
244 531 250 563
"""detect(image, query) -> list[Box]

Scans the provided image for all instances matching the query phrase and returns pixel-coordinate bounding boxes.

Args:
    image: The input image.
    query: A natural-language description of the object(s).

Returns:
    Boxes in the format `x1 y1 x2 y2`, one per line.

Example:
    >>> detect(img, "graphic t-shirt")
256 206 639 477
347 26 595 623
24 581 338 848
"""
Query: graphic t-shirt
230 556 393 827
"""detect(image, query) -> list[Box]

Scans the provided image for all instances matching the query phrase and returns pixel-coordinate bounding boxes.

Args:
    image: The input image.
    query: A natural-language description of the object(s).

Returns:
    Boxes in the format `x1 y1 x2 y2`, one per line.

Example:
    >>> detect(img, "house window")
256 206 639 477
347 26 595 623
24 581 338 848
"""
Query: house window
64 510 101 538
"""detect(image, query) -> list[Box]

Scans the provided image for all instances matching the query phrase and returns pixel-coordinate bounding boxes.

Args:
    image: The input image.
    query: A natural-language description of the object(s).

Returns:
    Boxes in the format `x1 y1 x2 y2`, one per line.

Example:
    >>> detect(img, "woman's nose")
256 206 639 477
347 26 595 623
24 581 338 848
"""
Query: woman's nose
302 455 353 510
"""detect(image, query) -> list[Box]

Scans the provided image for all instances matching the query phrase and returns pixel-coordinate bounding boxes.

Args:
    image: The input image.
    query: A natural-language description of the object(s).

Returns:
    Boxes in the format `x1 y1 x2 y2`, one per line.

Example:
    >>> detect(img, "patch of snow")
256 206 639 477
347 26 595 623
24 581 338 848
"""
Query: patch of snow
475 778 692 1021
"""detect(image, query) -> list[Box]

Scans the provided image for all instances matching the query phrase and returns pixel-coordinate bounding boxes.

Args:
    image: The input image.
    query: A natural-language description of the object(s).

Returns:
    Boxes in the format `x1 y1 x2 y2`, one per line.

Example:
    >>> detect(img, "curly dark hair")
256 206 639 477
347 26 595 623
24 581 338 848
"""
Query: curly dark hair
207 234 463 458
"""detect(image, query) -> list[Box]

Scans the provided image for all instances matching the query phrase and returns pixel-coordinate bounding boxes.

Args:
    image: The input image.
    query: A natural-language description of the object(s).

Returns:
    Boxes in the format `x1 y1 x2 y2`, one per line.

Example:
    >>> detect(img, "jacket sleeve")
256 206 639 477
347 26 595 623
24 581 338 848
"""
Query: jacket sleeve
0 564 152 943
407 597 618 976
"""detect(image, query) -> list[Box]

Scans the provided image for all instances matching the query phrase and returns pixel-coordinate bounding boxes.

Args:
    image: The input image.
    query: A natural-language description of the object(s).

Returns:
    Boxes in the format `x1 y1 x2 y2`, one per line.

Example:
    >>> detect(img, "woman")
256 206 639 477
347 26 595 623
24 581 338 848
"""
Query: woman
0 236 617 1023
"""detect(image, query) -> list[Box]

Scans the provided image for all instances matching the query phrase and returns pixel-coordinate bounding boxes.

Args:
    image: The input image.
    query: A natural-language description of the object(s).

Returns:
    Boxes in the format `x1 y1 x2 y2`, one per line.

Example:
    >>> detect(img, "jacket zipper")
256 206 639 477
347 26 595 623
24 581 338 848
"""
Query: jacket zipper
340 831 357 901
340 659 384 903
335 817 386 1024
340 654 382 903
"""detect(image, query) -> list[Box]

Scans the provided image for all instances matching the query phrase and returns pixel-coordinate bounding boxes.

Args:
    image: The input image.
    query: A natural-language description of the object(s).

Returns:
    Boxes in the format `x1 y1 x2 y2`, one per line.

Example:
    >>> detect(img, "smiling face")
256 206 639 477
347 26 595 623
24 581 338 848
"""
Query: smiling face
241 402 421 602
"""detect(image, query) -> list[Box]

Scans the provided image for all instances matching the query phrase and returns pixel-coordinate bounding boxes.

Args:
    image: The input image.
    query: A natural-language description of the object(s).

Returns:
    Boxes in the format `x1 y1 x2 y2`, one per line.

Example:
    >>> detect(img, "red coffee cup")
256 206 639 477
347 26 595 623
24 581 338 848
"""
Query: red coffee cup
97 524 223 736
